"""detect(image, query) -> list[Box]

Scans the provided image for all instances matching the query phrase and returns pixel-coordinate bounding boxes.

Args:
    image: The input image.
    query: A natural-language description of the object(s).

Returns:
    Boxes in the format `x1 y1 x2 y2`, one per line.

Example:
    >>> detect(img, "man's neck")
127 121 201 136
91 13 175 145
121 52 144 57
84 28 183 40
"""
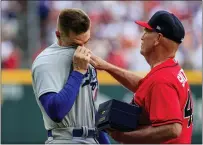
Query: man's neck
145 45 177 69
57 41 69 47
150 58 170 68
147 54 174 69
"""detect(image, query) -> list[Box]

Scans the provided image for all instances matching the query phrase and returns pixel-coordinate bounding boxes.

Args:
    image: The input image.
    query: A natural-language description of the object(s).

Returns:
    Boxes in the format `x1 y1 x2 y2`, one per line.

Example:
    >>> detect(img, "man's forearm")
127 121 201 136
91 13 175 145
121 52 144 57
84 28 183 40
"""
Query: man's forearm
105 63 143 92
39 71 83 122
117 123 181 144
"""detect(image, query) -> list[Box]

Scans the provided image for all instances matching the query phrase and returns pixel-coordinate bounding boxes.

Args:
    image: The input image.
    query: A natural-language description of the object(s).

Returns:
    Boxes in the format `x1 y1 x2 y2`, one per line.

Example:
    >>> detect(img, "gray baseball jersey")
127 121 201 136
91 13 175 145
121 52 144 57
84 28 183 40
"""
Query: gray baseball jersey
31 43 98 131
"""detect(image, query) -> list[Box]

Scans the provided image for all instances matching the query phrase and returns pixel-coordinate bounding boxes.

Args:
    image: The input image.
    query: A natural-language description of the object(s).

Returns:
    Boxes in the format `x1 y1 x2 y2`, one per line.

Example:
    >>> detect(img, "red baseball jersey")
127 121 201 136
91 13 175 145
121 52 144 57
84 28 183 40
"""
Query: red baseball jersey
133 58 193 143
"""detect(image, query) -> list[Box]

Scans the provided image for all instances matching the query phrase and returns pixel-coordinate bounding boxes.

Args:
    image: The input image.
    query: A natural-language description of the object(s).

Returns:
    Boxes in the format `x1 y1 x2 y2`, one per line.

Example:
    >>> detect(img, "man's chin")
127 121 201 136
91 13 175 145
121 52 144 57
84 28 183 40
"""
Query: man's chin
140 50 144 56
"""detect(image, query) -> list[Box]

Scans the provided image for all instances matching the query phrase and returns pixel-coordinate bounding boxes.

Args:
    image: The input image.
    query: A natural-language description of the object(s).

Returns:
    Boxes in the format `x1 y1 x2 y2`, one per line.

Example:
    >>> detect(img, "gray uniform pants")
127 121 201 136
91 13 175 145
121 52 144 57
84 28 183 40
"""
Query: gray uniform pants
45 127 99 144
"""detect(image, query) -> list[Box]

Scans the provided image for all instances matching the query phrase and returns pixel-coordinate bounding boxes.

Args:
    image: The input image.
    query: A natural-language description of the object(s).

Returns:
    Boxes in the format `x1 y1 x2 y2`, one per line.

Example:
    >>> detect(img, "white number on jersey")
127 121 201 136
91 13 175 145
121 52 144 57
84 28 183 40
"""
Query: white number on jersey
177 69 187 87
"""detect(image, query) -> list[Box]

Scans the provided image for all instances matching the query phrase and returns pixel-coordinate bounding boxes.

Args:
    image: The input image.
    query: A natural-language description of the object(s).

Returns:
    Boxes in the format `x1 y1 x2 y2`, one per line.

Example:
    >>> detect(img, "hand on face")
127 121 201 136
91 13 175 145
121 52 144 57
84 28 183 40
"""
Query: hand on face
73 46 91 74
90 53 108 70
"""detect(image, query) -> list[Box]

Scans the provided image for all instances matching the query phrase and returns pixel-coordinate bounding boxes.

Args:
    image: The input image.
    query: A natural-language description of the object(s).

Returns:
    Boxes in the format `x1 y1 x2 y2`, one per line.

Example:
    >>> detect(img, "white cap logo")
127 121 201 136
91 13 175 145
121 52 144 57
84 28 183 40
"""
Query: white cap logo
156 25 161 30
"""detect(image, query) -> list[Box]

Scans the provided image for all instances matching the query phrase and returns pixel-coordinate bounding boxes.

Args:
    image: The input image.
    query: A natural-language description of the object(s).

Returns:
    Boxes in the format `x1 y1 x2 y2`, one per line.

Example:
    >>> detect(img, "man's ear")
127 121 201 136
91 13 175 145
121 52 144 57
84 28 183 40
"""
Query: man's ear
55 31 60 38
154 33 163 46
56 31 62 46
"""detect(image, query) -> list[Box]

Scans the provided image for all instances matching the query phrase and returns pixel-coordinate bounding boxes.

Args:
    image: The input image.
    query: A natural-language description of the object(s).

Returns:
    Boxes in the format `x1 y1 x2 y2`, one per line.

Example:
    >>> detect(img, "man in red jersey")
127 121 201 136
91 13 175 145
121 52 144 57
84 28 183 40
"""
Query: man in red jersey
90 10 193 143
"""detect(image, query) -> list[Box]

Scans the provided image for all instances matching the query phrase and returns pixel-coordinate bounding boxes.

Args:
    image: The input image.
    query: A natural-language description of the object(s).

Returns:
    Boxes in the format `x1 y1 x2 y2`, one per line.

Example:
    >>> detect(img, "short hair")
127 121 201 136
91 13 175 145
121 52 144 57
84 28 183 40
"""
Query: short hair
58 8 90 36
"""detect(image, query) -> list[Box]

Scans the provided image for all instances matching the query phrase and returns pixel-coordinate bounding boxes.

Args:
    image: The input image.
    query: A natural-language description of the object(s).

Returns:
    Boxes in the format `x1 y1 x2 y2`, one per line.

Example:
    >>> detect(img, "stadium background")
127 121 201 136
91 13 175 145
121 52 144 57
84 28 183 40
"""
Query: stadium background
1 1 202 144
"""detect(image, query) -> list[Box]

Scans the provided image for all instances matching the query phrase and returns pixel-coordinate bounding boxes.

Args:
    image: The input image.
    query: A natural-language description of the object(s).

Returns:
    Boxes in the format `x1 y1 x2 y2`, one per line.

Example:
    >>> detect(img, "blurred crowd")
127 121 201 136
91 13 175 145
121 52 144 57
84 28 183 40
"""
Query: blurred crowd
2 1 202 71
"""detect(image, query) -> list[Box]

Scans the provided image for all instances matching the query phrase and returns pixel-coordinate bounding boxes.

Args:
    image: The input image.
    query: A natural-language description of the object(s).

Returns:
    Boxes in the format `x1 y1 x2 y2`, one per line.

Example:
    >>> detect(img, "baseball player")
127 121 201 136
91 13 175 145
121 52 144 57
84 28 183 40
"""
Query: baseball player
90 10 193 143
31 8 110 144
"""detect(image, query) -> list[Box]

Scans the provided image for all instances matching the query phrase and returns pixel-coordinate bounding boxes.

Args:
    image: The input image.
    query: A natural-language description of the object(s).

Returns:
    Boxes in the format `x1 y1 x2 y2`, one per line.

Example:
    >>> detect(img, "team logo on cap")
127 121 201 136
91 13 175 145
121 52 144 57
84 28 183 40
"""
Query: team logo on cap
156 25 161 31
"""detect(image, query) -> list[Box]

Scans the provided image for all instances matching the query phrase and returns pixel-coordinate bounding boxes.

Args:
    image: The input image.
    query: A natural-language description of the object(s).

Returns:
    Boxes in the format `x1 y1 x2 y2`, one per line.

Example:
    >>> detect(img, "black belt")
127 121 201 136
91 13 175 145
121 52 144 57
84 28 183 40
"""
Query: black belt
48 128 98 138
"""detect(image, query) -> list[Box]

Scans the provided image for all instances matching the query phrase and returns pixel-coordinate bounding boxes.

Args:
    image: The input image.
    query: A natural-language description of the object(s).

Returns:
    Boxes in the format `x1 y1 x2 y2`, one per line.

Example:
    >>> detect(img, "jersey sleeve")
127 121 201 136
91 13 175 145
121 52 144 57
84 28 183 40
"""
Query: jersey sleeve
146 83 183 127
32 55 72 98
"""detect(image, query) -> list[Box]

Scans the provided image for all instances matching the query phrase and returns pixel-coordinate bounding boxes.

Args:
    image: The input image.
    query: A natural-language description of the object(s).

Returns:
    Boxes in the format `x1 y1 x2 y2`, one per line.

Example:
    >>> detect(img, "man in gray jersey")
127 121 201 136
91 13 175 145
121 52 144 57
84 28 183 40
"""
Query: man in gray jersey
32 8 109 144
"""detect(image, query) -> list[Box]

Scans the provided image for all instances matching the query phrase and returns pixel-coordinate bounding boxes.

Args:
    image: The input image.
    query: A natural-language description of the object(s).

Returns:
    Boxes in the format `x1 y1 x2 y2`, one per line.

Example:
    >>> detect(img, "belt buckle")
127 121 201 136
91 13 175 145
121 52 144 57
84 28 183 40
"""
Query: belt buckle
81 126 98 138
82 126 88 138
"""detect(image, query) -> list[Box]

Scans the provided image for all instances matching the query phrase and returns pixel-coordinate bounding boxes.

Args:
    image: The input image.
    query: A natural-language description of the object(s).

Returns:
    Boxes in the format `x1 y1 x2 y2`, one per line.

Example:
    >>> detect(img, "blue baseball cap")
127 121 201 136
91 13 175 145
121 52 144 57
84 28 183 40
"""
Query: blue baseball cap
135 10 185 44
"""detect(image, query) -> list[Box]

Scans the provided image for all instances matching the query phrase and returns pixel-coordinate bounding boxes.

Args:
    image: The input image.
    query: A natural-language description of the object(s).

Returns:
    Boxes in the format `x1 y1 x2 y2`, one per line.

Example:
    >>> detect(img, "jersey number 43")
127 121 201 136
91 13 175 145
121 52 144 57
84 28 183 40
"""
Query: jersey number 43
184 89 193 128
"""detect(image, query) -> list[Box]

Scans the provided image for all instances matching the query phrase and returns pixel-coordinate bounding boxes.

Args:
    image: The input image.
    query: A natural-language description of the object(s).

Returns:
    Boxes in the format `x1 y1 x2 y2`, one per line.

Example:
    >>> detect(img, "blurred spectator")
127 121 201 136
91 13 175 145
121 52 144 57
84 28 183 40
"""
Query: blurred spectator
106 39 128 69
2 1 21 69
192 44 202 70
191 7 202 70
2 40 21 69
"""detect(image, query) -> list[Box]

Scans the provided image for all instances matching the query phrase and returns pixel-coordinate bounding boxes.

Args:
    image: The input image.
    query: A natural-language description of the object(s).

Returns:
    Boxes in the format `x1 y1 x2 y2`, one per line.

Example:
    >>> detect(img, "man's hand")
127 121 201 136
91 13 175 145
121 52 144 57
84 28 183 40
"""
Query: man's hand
107 123 182 144
90 54 109 70
73 46 91 74
106 126 149 142
107 130 125 143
